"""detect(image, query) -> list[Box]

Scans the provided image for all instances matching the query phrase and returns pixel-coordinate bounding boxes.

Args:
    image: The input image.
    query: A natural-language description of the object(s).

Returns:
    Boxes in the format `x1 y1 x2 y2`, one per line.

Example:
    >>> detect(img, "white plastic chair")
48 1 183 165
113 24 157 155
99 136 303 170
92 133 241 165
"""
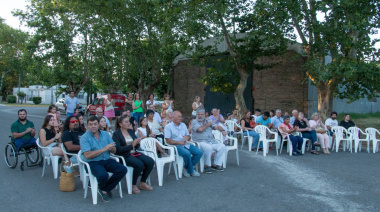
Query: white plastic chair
241 129 254 151
224 120 243 144
139 138 177 186
365 128 380 153
212 130 239 168
165 139 185 179
36 138 61 179
111 154 135 195
348 127 370 153
77 150 123 205
255 125 278 156
332 126 353 153
61 143 83 186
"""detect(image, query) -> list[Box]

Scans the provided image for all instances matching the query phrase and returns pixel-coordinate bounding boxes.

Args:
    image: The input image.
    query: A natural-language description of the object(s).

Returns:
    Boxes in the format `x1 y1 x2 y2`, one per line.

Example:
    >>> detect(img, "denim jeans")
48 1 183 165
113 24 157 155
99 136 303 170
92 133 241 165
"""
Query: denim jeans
301 130 318 150
289 135 303 152
133 112 143 127
177 145 203 174
244 130 261 148
14 137 37 151
66 112 74 117
88 159 128 193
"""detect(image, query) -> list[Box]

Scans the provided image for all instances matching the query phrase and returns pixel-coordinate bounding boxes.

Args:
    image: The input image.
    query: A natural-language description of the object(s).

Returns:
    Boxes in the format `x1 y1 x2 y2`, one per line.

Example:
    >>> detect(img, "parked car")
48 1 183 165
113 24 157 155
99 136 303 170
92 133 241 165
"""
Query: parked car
55 98 85 115
86 94 125 116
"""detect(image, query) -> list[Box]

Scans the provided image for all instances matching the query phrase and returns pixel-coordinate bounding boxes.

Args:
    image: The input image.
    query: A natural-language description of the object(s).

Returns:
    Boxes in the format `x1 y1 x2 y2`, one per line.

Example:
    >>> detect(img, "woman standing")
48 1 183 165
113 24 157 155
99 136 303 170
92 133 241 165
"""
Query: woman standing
132 93 144 127
161 93 174 118
39 115 68 162
104 93 115 125
309 113 330 154
192 96 203 117
279 115 304 156
113 115 154 194
47 105 58 132
240 110 261 151
146 93 158 109
124 92 134 116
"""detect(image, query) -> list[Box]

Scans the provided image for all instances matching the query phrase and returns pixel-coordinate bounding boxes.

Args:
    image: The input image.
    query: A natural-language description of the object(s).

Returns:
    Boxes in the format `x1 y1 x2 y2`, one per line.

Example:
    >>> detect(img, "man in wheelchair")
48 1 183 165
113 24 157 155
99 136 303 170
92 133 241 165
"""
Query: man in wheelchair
11 109 37 151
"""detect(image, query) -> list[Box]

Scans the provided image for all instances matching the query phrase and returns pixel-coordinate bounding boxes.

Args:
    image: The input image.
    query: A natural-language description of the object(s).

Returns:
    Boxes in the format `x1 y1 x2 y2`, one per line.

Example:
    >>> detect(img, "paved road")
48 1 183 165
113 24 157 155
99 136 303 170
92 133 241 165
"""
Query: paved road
0 105 379 211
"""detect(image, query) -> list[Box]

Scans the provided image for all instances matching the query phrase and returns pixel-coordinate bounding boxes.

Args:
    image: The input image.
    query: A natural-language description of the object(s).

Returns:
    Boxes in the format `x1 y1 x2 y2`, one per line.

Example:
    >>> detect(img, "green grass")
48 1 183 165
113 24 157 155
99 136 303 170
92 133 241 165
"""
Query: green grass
1 103 51 107
337 112 380 130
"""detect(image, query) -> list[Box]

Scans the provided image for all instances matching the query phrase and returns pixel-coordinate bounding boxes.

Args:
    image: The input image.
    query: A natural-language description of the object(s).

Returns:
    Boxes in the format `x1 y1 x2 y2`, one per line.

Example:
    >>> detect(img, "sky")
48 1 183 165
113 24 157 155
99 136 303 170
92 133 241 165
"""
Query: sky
1 0 379 50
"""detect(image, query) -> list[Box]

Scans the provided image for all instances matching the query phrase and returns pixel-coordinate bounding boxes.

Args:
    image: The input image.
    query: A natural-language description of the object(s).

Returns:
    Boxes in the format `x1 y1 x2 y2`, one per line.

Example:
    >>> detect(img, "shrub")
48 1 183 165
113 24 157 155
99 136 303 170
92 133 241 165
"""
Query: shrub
32 97 42 105
7 95 16 103
17 91 26 98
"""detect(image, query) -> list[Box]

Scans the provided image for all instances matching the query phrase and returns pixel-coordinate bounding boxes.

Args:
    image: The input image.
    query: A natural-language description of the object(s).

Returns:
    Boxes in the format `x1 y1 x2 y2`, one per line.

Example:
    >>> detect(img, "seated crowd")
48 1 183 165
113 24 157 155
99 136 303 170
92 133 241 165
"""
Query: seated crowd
9 92 369 203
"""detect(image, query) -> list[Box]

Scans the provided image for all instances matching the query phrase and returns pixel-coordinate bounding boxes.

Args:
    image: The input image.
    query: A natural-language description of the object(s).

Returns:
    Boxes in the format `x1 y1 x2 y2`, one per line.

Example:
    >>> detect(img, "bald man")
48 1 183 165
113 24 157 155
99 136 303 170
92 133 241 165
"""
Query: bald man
164 111 203 177
96 107 111 127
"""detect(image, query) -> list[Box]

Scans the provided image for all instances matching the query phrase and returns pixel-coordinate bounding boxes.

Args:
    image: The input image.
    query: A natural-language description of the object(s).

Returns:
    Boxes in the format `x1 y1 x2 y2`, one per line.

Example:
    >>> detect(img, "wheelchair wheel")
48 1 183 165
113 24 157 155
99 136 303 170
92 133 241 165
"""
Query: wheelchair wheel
27 147 40 164
5 143 18 168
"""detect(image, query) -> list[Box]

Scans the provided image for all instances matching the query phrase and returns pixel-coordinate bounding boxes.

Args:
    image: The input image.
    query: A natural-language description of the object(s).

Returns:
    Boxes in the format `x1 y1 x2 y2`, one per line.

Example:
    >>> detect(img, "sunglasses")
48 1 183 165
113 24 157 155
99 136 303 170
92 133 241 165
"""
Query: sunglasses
70 120 79 123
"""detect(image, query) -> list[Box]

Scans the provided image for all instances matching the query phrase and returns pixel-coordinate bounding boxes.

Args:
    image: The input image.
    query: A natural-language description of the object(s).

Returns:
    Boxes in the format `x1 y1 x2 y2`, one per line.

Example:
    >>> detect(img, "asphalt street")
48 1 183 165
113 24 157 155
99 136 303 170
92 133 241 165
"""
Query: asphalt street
0 105 379 212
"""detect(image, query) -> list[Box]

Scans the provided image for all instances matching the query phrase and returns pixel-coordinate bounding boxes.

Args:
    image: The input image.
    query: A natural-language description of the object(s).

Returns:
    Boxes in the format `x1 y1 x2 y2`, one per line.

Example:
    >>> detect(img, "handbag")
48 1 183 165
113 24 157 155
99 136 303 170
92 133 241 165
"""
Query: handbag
59 161 75 192
315 126 326 134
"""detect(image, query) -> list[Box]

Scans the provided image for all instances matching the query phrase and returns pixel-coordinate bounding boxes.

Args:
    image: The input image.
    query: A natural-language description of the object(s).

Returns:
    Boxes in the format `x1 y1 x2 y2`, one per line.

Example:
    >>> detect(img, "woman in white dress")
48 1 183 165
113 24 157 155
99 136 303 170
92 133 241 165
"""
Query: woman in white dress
192 96 203 117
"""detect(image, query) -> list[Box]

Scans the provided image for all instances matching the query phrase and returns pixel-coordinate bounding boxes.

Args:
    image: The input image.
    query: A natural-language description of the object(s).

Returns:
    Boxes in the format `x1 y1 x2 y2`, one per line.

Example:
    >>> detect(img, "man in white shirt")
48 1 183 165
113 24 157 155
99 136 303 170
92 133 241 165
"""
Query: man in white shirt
289 109 298 125
325 111 338 136
63 91 79 117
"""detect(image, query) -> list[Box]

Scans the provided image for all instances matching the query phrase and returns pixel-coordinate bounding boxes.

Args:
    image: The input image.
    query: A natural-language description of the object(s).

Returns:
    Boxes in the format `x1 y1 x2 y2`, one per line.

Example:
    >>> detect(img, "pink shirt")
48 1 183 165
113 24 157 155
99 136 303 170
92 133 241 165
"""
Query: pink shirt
279 123 293 138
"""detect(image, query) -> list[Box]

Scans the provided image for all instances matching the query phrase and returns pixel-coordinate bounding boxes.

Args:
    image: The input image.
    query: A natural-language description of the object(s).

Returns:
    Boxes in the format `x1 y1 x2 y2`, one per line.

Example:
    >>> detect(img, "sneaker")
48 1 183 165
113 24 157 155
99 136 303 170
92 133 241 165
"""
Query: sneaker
215 166 224 172
98 187 111 202
191 170 200 177
107 191 113 199
297 150 303 156
183 169 190 177
204 166 213 174
292 152 299 156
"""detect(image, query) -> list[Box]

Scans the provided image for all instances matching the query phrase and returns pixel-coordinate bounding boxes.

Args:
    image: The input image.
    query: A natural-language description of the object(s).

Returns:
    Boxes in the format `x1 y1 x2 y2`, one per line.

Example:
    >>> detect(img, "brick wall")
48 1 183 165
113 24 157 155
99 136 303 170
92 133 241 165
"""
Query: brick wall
172 60 206 118
172 50 308 119
252 51 308 114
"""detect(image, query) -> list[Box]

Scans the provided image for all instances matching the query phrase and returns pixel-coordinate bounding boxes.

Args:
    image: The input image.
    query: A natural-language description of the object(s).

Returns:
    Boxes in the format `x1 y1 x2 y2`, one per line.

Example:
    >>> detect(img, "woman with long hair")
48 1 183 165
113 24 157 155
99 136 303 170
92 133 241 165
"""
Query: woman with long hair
113 115 154 194
47 105 58 132
240 110 261 151
39 115 68 161
137 117 168 157
99 116 112 137
75 113 87 132
294 112 320 155
192 96 203 117
161 93 174 118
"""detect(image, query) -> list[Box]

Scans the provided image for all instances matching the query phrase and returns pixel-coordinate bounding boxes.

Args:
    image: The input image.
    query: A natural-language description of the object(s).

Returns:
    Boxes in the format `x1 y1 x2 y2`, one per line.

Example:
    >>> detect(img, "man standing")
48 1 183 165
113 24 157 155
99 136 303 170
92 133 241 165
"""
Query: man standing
96 107 111 128
271 109 284 129
80 116 127 202
289 110 298 125
325 112 339 136
64 91 79 117
192 108 226 174
256 112 273 129
62 116 84 154
11 109 36 151
165 111 203 177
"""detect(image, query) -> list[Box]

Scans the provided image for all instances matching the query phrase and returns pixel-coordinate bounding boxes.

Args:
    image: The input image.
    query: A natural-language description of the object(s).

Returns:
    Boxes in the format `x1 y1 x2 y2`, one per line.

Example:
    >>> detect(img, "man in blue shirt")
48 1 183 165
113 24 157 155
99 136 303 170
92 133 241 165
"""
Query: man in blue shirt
80 116 127 202
271 109 284 129
64 91 79 117
256 111 273 129
164 111 203 177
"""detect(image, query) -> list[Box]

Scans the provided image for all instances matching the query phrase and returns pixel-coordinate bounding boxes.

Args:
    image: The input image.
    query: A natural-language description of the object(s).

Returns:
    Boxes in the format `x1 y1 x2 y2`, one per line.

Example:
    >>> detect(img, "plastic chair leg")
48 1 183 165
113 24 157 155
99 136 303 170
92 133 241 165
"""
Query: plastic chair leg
90 177 98 205
52 156 60 179
248 137 253 151
126 166 133 194
42 158 47 177
173 162 178 180
236 150 239 165
157 164 164 186
223 150 228 169
263 142 268 157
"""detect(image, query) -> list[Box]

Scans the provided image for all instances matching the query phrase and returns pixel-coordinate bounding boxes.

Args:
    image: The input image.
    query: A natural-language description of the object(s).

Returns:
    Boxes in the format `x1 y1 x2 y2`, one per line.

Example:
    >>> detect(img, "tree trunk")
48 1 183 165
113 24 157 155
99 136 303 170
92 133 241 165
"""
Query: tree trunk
316 84 333 120
234 68 249 118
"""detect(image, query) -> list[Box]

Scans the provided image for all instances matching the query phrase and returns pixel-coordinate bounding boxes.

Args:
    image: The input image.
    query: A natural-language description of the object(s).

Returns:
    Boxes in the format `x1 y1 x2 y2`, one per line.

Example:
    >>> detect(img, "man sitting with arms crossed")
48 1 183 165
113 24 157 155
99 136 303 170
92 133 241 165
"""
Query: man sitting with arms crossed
80 116 127 202
11 109 36 151
164 111 203 177
192 107 226 173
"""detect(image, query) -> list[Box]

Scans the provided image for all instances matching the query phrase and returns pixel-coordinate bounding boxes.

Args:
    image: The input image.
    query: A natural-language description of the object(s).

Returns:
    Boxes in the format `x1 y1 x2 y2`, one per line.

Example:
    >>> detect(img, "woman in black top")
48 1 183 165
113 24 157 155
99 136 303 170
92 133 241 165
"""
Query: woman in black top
38 115 68 161
294 112 320 155
240 110 261 151
112 115 154 194
339 114 356 130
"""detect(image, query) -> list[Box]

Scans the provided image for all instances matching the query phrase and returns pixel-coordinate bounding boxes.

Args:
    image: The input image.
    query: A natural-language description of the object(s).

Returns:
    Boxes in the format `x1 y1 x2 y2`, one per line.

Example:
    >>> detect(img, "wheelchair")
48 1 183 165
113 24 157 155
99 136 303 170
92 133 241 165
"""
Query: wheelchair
4 136 42 171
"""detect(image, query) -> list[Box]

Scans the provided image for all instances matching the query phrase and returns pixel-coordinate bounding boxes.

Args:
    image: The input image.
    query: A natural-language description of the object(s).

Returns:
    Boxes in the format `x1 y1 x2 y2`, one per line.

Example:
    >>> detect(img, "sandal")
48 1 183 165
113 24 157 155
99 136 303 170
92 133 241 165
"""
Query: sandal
311 151 319 155
138 183 153 191
132 186 141 194
313 142 321 146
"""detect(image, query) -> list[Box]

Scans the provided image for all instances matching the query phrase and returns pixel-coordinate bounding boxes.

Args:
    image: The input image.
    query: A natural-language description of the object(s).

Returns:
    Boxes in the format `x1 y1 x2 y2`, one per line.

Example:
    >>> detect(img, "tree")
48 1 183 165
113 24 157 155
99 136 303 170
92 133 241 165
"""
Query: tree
0 17 28 97
260 0 380 118
178 0 291 116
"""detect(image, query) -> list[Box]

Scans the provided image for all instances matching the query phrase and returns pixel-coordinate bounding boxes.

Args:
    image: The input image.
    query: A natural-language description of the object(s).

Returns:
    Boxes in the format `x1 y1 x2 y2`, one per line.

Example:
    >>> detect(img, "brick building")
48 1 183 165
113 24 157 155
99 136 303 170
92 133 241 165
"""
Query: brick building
172 37 308 118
